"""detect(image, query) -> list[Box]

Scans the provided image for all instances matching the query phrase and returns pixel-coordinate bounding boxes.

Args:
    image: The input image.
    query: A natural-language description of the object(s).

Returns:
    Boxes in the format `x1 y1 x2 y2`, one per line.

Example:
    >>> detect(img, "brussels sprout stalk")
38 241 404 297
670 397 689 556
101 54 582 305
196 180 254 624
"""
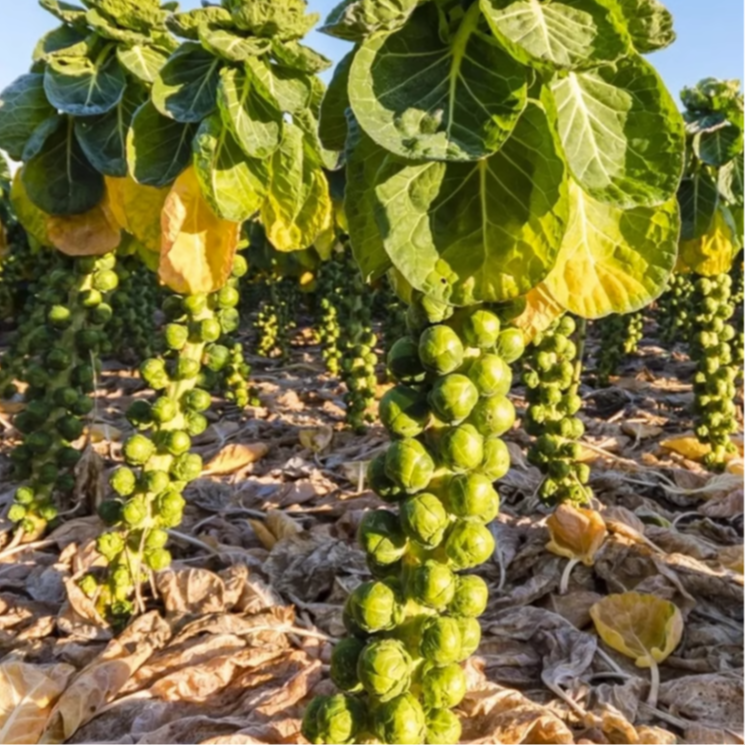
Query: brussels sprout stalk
596 311 644 386
657 273 694 345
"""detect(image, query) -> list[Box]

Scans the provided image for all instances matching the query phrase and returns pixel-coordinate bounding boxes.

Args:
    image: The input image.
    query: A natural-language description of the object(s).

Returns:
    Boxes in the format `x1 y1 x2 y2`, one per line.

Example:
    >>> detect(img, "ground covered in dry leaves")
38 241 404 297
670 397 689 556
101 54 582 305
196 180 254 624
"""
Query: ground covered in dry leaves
0 315 742 745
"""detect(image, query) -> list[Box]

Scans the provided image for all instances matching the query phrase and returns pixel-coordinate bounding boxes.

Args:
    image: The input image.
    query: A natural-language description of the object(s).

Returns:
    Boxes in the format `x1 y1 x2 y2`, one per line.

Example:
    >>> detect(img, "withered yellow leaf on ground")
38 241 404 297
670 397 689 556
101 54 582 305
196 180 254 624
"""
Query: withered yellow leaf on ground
590 592 683 668
0 661 75 745
105 175 169 253
159 167 240 294
511 282 564 344
298 425 333 452
546 503 607 566
203 442 269 476
46 198 121 256
661 433 742 465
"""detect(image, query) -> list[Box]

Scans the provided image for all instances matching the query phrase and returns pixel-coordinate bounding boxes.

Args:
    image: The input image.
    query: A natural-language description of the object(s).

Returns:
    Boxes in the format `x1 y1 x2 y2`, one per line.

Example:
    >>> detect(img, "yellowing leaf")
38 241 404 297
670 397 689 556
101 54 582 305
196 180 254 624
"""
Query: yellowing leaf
159 166 240 294
590 592 683 668
203 442 269 476
105 175 169 253
10 170 50 245
86 423 122 443
511 282 564 344
298 425 333 453
0 661 75 745
660 434 710 461
46 198 121 256
679 207 737 277
726 458 744 476
546 503 607 566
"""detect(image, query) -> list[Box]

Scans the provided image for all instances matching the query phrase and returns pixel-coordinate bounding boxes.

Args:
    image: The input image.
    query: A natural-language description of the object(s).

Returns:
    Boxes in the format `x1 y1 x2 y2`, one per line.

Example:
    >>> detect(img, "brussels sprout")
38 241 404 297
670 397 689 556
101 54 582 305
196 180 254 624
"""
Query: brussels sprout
366 453 404 502
154 490 186 528
425 708 462 745
419 616 462 665
379 386 431 438
164 323 189 351
444 521 495 570
480 437 510 481
151 397 178 425
140 358 169 389
145 528 169 550
203 344 230 372
358 638 412 701
143 470 170 494
170 452 202 482
347 580 404 632
305 693 367 745
124 434 155 466
418 325 464 375
456 617 482 661
55 414 84 442
47 304 72 328
330 637 365 692
447 473 499 523
196 318 222 343
165 430 191 456
97 531 125 561
373 693 427 745
428 374 479 424
408 560 457 609
421 661 467 708
175 358 201 380
110 467 137 497
439 424 484 472
448 574 489 618
385 438 435 493
358 510 408 565
14 486 35 506
183 293 208 315
216 286 239 309
468 353 512 398
469 396 515 437
462 308 501 349
495 328 525 363
26 431 53 454
93 269 119 292
7 504 27 523
387 337 426 383
185 411 209 436
184 388 212 412
400 492 449 548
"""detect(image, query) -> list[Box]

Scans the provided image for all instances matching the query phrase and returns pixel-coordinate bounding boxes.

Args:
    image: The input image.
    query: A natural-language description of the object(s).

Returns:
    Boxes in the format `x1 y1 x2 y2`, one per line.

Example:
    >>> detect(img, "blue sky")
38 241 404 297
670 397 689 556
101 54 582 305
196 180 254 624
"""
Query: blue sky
0 0 741 103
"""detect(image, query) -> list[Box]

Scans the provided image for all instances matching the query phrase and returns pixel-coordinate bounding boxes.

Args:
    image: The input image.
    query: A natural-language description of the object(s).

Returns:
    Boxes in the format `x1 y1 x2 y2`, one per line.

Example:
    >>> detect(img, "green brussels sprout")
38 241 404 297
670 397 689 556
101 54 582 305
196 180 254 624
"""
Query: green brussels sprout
358 510 408 565
56 415 84 442
480 437 510 480
183 388 212 412
145 548 172 571
185 411 209 436
98 499 124 526
306 694 367 745
419 616 462 665
75 328 101 352
123 434 155 466
122 496 148 528
93 269 119 292
164 324 189 351
151 397 178 425
78 574 98 598
110 467 137 497
7 504 27 523
418 325 464 375
444 520 495 570
140 358 169 389
196 318 222 343
183 293 208 316
37 463 58 485
429 374 479 424
154 490 186 528
358 638 412 701
495 328 525 363
367 454 405 503
469 396 515 437
70 395 94 417
143 470 170 495
232 254 248 277
468 353 512 398
439 424 484 472
145 529 169 550
217 308 240 333
373 693 427 745
174 358 201 380
379 386 431 438
387 337 426 384
90 303 113 324
400 492 449 548
13 411 41 435
169 452 202 482
14 486 35 506
347 580 404 632
47 304 72 327
456 617 482 661
330 637 365 692
425 708 462 745
408 559 457 609
409 292 454 326
462 308 501 349
203 344 230 372
448 574 489 617
126 400 154 428
447 473 499 523
217 285 239 308
26 431 53 454
165 430 191 456
384 438 435 493
80 288 103 307
421 661 467 709
46 347 72 370
97 531 125 561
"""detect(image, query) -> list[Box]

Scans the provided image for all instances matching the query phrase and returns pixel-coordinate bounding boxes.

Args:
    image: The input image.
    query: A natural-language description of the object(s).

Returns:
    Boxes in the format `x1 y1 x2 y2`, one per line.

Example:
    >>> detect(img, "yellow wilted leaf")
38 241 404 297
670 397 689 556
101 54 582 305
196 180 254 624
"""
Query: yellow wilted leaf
203 442 269 476
0 661 75 745
679 207 737 277
298 425 333 453
46 197 121 256
105 175 169 252
726 458 744 476
511 282 564 344
159 167 240 294
86 423 122 443
590 592 683 669
660 434 710 461
247 519 278 549
546 503 607 566
10 171 50 245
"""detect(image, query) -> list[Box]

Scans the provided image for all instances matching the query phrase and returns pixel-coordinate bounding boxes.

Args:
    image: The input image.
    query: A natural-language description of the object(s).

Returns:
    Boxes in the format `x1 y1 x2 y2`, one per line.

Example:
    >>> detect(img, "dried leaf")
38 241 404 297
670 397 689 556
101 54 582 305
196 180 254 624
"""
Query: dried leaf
622 422 663 440
46 199 121 256
105 175 169 252
298 425 333 453
204 443 269 476
86 423 122 443
661 434 742 465
717 545 744 574
265 510 302 542
156 568 226 617
247 519 279 550
590 592 683 668
546 504 608 566
0 662 75 745
160 166 240 294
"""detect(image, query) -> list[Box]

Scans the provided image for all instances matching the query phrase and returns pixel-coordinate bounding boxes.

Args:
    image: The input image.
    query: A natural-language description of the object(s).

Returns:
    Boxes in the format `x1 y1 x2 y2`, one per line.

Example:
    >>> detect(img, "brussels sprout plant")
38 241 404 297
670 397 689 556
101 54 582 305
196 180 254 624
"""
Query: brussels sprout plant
657 273 695 345
595 311 644 386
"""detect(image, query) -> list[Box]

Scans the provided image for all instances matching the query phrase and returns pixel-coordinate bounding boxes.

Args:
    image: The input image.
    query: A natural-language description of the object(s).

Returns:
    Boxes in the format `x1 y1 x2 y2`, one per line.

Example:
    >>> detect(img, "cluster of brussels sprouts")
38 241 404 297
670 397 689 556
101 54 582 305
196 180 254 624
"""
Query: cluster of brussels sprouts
255 276 298 361
657 274 695 345
524 316 589 505
380 283 407 358
595 312 644 385
315 256 345 376
690 274 739 469
303 294 525 745
87 289 234 616
108 258 160 362
7 253 119 537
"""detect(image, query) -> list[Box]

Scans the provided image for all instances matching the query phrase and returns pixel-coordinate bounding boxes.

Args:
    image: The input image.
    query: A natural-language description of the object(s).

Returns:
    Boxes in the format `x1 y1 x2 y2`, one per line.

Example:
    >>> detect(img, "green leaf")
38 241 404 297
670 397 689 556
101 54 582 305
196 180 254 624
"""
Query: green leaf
261 122 332 251
198 24 272 62
116 45 169 84
85 0 168 33
549 54 685 209
694 125 743 167
544 180 679 317
192 113 269 223
349 4 528 161
33 25 90 62
231 0 319 41
616 0 676 53
719 157 743 206
320 0 418 41
75 83 145 177
152 42 222 123
677 170 718 241
245 57 311 114
295 107 341 171
22 117 104 215
40 0 87 25
85 8 151 45
271 40 332 73
480 0 630 70
374 102 569 305
166 7 234 40
44 53 127 116
127 100 197 186
217 67 283 160
345 123 391 282
319 50 352 152
0 74 57 161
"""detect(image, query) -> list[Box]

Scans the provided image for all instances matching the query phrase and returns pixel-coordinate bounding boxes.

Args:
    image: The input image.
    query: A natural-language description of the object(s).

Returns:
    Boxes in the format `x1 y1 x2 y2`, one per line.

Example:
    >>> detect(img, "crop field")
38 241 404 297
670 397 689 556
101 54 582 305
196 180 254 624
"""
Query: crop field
0 0 742 744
